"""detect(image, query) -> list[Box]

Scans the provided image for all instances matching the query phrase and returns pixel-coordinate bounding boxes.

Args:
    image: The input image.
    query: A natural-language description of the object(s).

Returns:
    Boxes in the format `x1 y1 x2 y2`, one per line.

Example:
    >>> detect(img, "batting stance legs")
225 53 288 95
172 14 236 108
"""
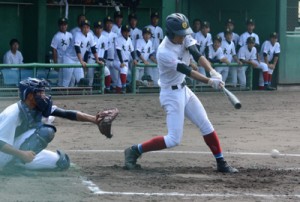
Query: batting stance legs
125 86 233 172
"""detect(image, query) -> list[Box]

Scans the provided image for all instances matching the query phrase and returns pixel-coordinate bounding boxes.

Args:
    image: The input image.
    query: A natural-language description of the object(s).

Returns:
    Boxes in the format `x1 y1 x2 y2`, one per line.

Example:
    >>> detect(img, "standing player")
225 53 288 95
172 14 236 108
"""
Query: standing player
258 32 280 89
238 37 273 90
193 21 212 75
191 18 201 38
238 19 260 50
112 11 123 35
102 16 118 92
217 19 239 47
114 25 138 93
50 17 73 86
87 21 111 91
128 13 142 49
146 12 164 54
63 20 101 87
124 13 238 173
208 35 230 82
70 14 86 36
0 78 105 171
136 27 157 84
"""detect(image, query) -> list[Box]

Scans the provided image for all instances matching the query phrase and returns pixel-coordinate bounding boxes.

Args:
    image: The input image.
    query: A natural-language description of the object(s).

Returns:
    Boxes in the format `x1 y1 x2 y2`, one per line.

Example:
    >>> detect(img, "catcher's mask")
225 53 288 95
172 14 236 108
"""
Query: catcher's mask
166 13 193 40
19 77 53 117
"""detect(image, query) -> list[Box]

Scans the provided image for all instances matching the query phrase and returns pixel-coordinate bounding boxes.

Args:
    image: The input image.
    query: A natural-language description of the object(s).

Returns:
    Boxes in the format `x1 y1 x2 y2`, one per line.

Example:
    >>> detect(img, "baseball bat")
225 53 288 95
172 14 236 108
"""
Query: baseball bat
221 86 242 109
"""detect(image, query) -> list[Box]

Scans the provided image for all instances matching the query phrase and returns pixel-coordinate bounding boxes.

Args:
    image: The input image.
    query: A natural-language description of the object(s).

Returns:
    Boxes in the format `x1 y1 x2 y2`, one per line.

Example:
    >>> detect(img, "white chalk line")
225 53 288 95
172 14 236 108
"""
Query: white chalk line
67 149 300 157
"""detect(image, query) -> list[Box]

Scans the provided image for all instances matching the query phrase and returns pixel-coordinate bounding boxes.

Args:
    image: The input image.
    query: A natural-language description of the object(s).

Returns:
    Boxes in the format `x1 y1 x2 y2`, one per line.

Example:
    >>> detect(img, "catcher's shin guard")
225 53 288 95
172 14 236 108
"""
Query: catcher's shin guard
124 145 141 170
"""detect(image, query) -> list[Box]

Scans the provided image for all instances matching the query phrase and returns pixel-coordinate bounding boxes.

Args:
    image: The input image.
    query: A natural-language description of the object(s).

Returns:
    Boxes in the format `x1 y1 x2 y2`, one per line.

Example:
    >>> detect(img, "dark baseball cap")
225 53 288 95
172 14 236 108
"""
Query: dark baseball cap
213 35 222 43
226 18 234 25
246 36 256 44
270 32 278 38
94 21 103 28
103 15 113 24
142 27 152 35
246 18 255 25
80 19 90 27
201 21 210 28
128 13 138 21
224 28 232 35
58 17 68 25
121 24 130 32
151 12 159 19
114 11 123 18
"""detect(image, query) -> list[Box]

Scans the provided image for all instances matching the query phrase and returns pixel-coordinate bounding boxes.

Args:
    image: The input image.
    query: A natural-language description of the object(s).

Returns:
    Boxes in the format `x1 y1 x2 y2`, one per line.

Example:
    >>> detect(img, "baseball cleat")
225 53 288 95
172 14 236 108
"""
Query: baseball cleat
264 85 276 91
124 145 141 170
217 160 239 173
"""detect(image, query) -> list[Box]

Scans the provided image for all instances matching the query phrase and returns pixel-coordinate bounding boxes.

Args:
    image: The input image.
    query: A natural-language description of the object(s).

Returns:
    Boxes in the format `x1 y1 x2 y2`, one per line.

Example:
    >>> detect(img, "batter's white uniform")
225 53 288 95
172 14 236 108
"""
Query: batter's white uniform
0 103 59 169
258 40 281 86
221 40 237 83
237 45 268 88
50 31 73 86
136 38 157 83
145 25 164 53
208 46 228 82
102 30 118 88
217 31 239 47
87 34 110 86
2 50 24 85
193 32 212 75
157 35 214 148
63 31 96 87
238 32 260 47
114 36 134 87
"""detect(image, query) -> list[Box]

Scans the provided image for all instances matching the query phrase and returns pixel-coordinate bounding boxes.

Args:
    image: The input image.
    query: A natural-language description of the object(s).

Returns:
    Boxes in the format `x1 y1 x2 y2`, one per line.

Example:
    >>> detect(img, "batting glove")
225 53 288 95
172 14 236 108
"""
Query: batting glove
210 69 222 80
208 78 224 90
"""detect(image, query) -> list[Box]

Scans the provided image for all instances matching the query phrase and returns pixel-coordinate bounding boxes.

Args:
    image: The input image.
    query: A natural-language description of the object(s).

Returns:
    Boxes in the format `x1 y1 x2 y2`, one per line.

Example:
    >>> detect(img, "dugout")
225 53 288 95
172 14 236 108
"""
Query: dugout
0 0 299 87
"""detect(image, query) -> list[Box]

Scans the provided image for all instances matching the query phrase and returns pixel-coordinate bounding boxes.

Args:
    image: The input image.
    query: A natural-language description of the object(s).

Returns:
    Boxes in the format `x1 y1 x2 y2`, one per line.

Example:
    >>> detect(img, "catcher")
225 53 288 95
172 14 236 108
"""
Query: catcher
0 78 118 171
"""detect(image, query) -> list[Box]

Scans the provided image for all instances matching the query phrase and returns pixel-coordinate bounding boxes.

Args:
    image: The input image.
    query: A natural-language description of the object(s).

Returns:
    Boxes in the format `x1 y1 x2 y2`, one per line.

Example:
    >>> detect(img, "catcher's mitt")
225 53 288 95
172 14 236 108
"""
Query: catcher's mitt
97 108 119 138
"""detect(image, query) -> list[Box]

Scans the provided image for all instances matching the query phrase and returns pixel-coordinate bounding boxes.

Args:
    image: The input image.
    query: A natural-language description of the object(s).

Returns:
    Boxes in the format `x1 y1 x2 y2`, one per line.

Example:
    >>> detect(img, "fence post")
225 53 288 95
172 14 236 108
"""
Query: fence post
131 64 136 94
100 64 105 94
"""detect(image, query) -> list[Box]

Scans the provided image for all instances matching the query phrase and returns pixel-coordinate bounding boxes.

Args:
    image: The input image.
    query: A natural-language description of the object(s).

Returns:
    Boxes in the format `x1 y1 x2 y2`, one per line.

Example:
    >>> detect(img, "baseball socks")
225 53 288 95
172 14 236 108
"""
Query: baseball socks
105 75 112 92
120 74 127 93
131 136 167 155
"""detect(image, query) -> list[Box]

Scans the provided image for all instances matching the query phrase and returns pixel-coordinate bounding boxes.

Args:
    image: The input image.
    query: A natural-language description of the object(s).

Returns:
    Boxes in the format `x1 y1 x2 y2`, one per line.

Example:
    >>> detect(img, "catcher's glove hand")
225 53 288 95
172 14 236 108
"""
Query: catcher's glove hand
96 108 119 138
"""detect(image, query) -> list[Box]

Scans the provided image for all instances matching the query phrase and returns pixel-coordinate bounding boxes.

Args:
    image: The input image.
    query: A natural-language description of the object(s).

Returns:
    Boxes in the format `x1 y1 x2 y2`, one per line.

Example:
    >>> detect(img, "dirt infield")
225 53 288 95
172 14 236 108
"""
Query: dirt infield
0 90 300 202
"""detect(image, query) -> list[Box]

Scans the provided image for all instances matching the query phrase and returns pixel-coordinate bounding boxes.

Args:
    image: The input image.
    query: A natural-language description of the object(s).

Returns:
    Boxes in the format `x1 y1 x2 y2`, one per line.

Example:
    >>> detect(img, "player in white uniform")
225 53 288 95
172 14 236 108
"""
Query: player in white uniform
114 25 138 93
238 19 260 49
70 14 86 37
102 16 118 92
136 27 157 84
63 20 102 87
124 13 238 173
193 21 212 75
50 17 73 86
0 78 104 171
128 13 142 49
191 18 201 38
217 19 239 47
146 12 164 54
112 11 123 36
2 39 24 85
238 37 274 90
87 21 111 91
208 35 230 82
258 32 280 89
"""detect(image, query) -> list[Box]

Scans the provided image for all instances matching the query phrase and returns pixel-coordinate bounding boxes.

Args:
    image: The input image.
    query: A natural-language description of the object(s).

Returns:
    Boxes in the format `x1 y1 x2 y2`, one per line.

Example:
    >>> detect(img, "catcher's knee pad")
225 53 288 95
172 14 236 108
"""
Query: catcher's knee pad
56 150 70 170
19 124 56 154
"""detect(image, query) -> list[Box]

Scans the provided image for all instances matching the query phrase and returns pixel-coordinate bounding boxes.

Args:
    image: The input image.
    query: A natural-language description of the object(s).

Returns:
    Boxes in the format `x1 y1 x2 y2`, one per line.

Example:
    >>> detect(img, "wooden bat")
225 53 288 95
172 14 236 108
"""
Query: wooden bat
221 86 242 109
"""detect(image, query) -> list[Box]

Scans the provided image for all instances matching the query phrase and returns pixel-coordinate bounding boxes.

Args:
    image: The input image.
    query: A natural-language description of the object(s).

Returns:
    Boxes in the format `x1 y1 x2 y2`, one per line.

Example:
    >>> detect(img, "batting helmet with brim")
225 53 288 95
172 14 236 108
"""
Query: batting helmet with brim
246 36 256 44
19 78 50 101
166 13 193 40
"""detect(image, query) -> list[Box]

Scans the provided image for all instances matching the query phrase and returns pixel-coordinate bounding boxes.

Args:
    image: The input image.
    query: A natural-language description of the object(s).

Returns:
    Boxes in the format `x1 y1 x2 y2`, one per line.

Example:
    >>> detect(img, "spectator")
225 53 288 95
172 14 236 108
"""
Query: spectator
145 12 164 54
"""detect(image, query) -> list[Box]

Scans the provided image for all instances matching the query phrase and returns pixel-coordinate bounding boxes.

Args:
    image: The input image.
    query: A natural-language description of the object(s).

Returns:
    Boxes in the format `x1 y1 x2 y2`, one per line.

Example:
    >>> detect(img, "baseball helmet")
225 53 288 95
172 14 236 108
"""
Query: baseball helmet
19 78 50 101
165 13 193 40
246 36 256 44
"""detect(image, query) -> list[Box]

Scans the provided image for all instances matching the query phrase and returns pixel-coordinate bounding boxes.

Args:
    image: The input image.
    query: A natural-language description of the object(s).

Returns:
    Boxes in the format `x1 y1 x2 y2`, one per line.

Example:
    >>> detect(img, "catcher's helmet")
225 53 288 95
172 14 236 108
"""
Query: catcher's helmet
166 13 193 40
19 78 50 101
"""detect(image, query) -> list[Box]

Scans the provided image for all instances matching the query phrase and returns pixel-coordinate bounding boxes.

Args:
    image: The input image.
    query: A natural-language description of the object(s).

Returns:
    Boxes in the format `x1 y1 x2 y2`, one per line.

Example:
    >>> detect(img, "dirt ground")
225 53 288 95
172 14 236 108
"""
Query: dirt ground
0 90 300 202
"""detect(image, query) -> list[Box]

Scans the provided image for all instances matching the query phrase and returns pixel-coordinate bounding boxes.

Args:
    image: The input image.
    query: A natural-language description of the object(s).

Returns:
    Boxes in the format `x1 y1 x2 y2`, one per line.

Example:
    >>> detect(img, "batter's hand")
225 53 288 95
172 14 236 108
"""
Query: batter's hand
18 150 36 163
208 78 224 90
210 69 222 80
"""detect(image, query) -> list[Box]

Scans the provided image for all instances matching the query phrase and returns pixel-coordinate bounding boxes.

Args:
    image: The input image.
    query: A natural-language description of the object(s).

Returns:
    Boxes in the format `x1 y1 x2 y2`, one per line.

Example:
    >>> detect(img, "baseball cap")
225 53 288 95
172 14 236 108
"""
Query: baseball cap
58 17 68 25
213 35 222 43
224 28 232 35
94 21 103 28
142 27 152 35
270 32 278 38
201 21 210 28
103 15 113 24
151 12 159 19
114 11 123 18
246 36 256 44
121 24 130 32
246 18 255 25
80 19 90 27
226 18 234 25
128 13 138 21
